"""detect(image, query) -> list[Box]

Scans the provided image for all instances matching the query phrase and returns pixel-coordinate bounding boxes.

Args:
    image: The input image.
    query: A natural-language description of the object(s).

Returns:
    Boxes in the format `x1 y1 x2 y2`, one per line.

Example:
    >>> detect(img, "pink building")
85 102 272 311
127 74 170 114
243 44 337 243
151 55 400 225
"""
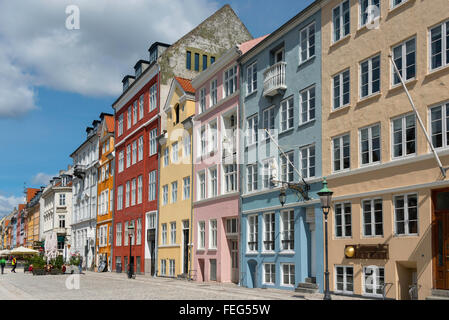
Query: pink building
191 37 267 283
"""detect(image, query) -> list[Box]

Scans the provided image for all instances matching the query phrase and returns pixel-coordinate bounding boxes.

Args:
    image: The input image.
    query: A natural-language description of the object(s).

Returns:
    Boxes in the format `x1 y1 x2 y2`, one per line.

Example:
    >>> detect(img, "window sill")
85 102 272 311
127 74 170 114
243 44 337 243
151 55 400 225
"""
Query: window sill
279 128 294 135
388 0 413 14
357 18 381 33
208 248 217 251
391 153 417 162
332 168 351 175
245 90 258 99
261 251 276 255
298 55 315 67
330 104 351 115
246 252 259 256
334 237 352 240
388 78 417 93
330 34 351 49
426 64 449 78
393 233 419 238
360 161 382 169
357 92 381 105
279 251 295 255
196 249 206 252
298 119 316 128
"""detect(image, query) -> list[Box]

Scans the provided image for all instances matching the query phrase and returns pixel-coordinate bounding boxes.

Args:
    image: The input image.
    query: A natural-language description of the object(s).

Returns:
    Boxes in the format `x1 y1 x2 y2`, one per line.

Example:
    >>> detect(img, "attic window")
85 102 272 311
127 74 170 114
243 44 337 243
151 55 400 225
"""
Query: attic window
136 66 142 78
186 51 192 70
123 81 129 92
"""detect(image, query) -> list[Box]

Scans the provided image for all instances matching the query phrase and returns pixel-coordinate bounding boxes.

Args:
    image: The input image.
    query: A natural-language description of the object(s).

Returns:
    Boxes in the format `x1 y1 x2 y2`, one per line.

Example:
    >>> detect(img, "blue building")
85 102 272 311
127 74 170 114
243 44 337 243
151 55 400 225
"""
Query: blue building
238 2 324 292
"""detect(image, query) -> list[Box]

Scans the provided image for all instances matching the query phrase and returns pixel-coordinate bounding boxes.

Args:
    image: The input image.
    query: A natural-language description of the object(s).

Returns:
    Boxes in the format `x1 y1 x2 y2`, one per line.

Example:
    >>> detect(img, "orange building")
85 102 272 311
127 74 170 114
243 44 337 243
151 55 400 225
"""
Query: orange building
25 188 42 249
96 113 115 271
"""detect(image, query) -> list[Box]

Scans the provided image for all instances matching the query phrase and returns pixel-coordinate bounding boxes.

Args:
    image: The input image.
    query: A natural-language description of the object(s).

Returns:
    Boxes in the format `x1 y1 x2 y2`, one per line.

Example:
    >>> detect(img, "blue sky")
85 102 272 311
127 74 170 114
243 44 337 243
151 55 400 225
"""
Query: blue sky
0 0 314 215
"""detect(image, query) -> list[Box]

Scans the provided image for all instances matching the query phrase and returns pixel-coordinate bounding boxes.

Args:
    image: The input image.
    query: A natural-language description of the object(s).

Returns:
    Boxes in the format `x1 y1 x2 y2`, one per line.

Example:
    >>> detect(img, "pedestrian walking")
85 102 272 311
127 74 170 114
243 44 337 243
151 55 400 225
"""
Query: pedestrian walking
11 257 16 273
0 257 5 274
78 255 83 274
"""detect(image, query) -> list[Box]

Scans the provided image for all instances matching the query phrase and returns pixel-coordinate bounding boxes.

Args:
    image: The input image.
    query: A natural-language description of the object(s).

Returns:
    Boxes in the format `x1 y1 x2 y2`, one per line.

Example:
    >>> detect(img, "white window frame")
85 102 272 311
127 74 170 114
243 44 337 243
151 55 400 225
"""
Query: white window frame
160 259 166 276
139 94 144 120
223 164 237 194
246 164 258 193
127 106 132 130
247 215 258 253
332 134 351 172
162 185 168 205
300 86 316 125
199 88 206 113
333 69 350 110
263 263 276 285
224 65 238 98
170 222 176 244
172 142 179 163
359 0 380 28
390 0 407 9
362 198 384 237
247 114 258 146
132 141 137 165
208 121 218 153
183 176 190 200
280 151 294 183
208 166 218 198
125 181 130 208
299 22 316 64
281 210 295 252
149 83 157 112
429 20 449 71
164 147 169 167
149 128 157 156
299 145 316 179
263 212 275 252
198 171 206 200
133 101 138 125
131 178 136 206
247 62 257 95
161 224 167 245
359 124 381 166
137 175 143 204
138 136 143 162
430 102 449 149
198 221 205 250
332 0 350 43
334 265 354 294
391 113 416 159
126 145 131 168
171 181 178 203
262 158 276 190
392 37 416 86
118 114 123 136
183 135 191 158
118 151 124 173
209 219 217 249
360 54 381 99
363 266 385 298
394 193 419 236
117 186 123 211
281 263 295 287
280 96 294 132
148 171 156 202
210 79 218 106
334 202 352 238
262 105 276 140
116 223 122 246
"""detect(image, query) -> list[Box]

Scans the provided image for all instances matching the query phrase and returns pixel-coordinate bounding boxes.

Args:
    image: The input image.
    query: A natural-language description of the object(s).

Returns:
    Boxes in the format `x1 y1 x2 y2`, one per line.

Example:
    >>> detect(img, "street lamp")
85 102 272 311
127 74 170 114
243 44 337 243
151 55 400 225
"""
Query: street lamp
128 222 135 279
317 177 333 301
278 188 287 207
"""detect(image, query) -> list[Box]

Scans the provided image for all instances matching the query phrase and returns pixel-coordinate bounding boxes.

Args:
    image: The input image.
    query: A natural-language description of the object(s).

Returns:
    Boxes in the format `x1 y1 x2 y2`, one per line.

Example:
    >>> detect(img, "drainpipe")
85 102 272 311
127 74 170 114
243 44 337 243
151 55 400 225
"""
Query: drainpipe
189 124 194 280
154 69 161 278
111 140 116 273
237 57 244 287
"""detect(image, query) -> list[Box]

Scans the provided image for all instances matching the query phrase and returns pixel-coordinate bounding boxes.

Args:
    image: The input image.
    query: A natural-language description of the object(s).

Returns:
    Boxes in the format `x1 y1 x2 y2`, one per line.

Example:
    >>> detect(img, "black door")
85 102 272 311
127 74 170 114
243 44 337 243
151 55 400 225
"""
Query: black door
183 229 189 274
150 240 155 275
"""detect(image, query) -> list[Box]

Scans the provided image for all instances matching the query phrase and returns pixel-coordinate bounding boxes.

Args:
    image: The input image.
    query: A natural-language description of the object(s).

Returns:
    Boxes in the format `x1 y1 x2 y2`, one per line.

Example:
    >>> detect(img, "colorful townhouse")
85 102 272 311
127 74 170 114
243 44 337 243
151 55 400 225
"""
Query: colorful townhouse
112 4 252 277
239 2 325 291
26 188 42 250
71 118 100 269
23 188 40 249
321 0 449 300
190 37 265 283
95 113 115 271
16 204 26 247
157 77 196 278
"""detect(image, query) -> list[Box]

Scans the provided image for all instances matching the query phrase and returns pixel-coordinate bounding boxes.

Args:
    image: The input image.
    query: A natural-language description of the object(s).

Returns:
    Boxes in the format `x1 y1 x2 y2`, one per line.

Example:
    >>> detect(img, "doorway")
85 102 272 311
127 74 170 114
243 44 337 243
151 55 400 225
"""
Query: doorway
230 240 239 283
432 189 449 290
182 221 190 275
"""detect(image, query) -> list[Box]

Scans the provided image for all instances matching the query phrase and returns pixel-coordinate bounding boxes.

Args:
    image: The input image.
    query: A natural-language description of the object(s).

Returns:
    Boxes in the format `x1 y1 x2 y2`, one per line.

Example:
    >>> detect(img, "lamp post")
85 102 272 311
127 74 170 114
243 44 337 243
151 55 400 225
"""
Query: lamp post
128 222 135 279
317 177 333 300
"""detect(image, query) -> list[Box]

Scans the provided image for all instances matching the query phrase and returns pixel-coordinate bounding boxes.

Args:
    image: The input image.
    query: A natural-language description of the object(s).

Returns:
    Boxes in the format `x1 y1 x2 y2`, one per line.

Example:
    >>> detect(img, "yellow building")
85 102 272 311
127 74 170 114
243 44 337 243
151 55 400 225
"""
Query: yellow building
26 190 42 250
96 113 115 271
321 0 449 299
157 77 195 278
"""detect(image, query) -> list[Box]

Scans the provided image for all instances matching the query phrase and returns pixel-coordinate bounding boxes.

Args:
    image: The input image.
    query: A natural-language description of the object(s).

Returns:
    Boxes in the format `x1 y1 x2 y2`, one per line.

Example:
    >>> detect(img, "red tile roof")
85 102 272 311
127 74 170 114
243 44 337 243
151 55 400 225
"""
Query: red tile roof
105 115 115 133
239 34 270 55
26 188 40 203
175 77 195 94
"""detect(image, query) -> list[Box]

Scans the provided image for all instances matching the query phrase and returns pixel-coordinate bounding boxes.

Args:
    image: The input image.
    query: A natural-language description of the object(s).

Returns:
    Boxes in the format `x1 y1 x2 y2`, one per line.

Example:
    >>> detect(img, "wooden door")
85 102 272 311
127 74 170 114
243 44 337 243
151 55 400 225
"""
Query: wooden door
230 240 239 283
432 190 449 290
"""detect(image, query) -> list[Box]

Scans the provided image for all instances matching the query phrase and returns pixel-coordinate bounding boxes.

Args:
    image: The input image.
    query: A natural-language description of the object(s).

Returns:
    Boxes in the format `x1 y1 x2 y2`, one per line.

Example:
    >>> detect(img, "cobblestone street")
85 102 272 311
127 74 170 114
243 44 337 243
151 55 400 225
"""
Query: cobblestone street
0 268 367 300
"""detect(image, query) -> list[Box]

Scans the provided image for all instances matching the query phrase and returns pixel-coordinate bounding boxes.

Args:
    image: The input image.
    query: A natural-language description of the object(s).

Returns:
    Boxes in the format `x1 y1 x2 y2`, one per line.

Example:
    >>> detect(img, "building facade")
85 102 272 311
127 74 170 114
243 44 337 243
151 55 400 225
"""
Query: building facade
95 113 115 271
25 189 42 250
239 3 325 291
71 120 100 269
321 0 449 300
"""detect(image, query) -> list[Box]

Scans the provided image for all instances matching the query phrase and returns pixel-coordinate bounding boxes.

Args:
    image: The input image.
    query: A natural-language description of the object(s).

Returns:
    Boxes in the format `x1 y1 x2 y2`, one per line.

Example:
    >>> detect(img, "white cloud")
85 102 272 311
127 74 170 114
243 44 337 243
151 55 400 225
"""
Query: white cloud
0 0 219 117
31 172 57 186
0 194 25 218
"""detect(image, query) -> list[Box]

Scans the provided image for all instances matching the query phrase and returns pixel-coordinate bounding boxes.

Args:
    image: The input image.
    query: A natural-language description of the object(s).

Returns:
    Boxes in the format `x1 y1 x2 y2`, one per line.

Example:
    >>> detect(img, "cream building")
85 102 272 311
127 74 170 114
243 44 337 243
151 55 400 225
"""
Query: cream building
321 0 449 300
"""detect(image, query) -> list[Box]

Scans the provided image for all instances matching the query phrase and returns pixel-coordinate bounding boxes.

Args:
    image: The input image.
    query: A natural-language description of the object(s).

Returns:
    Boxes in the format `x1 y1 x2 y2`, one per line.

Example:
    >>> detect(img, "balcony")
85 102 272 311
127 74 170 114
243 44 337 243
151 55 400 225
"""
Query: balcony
263 62 287 97
73 164 87 179
222 131 237 160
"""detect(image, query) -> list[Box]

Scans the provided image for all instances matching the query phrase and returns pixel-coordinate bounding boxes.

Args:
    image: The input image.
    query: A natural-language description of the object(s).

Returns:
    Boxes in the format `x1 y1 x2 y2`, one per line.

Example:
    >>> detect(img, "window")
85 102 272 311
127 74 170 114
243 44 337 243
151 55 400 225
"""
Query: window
248 215 258 252
263 106 276 139
164 147 169 166
247 62 257 95
209 220 217 249
200 126 207 157
263 212 275 251
280 96 294 132
333 69 350 110
59 215 65 228
131 178 136 206
211 56 215 64
163 185 168 205
194 53 200 71
391 0 407 8
118 114 123 136
170 222 176 244
209 167 217 197
392 114 416 158
171 181 178 203
136 219 142 245
126 145 131 168
182 177 190 200
198 171 206 200
281 210 294 251
138 136 143 162
209 122 217 153
281 151 294 182
117 186 123 211
172 142 178 163
335 203 352 237
264 264 275 285
203 55 208 70
395 194 418 236
161 224 167 245
127 106 132 130
333 0 350 43
118 151 124 173
124 221 130 245
300 145 316 179
359 0 380 27
137 175 143 204
183 135 191 158
392 38 416 85
199 88 206 113
210 79 217 106
333 134 350 172
116 223 122 246
247 115 258 146
174 104 180 124
430 103 449 149
169 259 175 277
139 94 144 120
300 86 316 124
335 266 354 294
362 199 383 237
186 51 191 70
149 83 157 112
430 20 449 71
148 171 156 202
125 181 130 208
110 187 113 212
150 128 157 156
363 266 384 297
224 164 237 193
360 55 381 98
160 259 166 276
282 264 295 286
300 22 315 63
247 164 258 193
226 218 238 235
198 221 205 249
360 124 381 165
224 65 238 98
262 158 276 189
59 194 66 206
133 101 138 125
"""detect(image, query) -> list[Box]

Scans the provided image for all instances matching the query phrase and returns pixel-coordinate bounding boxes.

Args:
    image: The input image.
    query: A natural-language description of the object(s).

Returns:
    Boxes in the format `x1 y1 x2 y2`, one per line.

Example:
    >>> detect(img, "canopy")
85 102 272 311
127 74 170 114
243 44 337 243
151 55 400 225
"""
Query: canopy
0 249 11 256
10 246 39 255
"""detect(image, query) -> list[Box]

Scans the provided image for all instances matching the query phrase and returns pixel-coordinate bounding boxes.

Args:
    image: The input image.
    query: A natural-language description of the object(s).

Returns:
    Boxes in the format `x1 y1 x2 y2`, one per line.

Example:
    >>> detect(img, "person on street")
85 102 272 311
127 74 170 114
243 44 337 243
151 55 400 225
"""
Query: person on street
0 257 5 274
78 255 83 274
11 256 16 273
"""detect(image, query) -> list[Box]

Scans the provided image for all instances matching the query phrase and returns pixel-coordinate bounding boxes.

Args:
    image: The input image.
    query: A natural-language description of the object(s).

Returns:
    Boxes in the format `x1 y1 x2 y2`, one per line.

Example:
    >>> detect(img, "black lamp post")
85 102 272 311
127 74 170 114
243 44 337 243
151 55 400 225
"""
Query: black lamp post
128 222 135 279
278 188 287 207
317 177 333 301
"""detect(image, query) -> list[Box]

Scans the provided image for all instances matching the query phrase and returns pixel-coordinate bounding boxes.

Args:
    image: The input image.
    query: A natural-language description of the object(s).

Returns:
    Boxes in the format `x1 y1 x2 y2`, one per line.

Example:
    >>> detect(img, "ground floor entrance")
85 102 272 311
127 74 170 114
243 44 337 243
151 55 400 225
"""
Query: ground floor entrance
432 189 449 290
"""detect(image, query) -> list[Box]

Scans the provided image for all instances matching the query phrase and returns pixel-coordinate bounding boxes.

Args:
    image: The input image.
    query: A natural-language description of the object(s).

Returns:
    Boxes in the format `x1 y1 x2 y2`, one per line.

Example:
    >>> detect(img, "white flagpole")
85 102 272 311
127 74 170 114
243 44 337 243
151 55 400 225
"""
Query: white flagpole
389 54 447 178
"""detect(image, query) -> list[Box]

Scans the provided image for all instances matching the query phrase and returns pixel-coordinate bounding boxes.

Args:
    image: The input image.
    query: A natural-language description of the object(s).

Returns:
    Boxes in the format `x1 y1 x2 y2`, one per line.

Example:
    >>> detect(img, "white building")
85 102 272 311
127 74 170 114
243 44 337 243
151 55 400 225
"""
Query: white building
70 121 100 270
39 169 73 261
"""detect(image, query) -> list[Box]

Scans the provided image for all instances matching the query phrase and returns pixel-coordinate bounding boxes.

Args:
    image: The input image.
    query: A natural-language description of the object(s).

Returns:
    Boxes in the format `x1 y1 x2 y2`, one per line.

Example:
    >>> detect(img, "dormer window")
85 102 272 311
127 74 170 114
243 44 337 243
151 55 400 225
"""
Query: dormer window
135 66 142 78
123 81 129 92
150 48 158 64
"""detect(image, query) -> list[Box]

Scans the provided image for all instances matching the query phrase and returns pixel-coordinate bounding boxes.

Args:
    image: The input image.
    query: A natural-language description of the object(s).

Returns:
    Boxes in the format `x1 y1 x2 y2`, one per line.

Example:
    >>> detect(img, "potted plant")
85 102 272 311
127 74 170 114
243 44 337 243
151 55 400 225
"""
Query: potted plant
31 255 46 276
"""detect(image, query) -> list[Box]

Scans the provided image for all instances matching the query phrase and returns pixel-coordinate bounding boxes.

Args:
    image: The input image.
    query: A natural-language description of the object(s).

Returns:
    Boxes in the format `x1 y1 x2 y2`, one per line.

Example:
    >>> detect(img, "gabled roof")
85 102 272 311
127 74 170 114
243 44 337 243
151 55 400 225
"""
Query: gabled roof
174 77 195 94
239 35 270 55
